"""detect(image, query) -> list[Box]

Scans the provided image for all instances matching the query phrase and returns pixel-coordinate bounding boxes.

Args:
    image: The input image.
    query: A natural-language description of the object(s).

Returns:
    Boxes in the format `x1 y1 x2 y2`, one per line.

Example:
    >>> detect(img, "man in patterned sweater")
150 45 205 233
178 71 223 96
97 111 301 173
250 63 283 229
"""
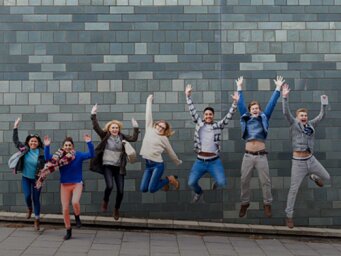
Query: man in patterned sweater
185 84 239 203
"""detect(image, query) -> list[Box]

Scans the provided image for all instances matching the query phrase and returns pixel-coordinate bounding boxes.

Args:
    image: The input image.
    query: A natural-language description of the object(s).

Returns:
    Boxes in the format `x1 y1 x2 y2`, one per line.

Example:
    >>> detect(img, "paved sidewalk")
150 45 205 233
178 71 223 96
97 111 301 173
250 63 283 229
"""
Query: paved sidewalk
0 223 341 256
1 211 341 239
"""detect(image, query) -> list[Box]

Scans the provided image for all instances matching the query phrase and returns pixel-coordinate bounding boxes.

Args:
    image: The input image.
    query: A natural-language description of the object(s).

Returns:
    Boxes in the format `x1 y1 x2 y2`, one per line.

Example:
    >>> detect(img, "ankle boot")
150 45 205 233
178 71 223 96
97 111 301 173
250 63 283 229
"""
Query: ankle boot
34 219 40 231
167 175 180 190
26 208 32 219
101 200 108 212
74 215 82 228
64 228 72 240
113 208 120 220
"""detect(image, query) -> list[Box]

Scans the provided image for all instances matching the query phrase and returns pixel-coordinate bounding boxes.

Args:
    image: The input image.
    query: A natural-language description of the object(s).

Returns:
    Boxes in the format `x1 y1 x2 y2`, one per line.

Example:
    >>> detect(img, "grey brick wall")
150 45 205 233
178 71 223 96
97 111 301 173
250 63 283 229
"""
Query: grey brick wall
0 0 340 227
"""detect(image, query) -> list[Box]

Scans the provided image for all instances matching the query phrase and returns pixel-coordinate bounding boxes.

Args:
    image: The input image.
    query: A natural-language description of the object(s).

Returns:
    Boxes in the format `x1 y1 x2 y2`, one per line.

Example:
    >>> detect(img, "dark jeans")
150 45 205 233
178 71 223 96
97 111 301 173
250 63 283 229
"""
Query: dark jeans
22 176 41 217
103 165 124 209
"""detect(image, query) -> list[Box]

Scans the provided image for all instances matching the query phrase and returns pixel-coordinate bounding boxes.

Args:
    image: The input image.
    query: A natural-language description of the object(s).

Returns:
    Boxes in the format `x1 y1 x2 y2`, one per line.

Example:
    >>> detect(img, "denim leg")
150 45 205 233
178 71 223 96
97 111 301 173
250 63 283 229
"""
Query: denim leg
148 163 167 193
22 176 32 209
308 156 330 181
140 162 153 192
188 160 207 195
32 181 41 217
285 159 308 218
207 158 226 188
254 155 273 205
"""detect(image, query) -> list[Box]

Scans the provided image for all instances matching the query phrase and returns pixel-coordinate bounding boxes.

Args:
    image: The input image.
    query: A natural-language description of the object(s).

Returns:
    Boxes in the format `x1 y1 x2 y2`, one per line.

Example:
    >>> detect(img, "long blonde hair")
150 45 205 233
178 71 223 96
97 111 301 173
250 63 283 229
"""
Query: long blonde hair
103 120 123 133
154 120 175 137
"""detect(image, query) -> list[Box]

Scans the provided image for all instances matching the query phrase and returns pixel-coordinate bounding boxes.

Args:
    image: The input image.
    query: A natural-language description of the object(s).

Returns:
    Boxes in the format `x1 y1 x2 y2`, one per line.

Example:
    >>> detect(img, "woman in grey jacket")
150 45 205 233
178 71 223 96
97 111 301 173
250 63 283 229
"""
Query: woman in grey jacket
90 104 139 220
282 84 330 229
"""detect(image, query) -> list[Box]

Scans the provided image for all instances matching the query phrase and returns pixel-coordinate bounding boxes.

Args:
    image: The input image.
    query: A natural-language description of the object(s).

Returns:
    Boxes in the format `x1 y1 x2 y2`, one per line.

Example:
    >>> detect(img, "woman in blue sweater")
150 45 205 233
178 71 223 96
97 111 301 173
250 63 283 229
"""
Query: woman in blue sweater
36 134 94 240
12 118 45 231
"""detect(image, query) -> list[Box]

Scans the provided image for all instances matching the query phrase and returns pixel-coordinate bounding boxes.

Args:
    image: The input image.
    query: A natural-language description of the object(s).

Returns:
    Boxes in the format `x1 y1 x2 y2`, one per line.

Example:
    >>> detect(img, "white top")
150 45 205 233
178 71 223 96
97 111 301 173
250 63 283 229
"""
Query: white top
199 124 217 153
139 97 181 165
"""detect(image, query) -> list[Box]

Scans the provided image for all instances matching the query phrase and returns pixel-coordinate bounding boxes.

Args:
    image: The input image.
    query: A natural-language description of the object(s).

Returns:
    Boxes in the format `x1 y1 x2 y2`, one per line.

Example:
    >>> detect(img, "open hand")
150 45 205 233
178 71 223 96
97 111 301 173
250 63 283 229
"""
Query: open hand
282 83 291 98
185 84 192 97
91 104 97 115
274 76 285 90
131 118 138 128
44 135 51 146
83 134 91 142
14 117 21 129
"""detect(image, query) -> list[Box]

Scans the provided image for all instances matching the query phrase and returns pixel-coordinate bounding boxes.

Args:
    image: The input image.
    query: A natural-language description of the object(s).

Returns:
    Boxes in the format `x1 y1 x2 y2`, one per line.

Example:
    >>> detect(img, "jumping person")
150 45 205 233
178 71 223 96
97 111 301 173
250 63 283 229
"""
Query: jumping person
90 103 139 220
185 84 239 203
139 94 182 193
282 83 330 229
236 76 284 218
12 118 45 231
36 135 94 240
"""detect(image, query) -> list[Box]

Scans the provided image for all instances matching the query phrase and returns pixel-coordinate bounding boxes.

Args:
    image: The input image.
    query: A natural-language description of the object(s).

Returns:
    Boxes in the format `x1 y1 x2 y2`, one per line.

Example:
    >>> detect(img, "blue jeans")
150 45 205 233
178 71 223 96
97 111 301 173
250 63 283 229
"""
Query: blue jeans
22 176 41 217
188 157 226 194
140 160 169 193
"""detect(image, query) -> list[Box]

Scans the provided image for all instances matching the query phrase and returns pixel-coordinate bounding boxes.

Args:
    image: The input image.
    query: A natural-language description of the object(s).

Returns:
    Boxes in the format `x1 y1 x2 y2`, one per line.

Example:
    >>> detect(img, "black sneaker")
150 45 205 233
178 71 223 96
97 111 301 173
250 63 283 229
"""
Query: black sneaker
74 215 82 228
64 228 72 240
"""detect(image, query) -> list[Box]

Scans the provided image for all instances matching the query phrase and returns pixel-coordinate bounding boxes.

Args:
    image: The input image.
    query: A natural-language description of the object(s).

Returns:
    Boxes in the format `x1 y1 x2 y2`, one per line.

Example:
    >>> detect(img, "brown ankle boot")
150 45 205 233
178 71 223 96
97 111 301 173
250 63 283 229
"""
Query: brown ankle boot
167 175 180 190
239 203 249 218
101 200 108 212
264 204 272 218
34 219 40 231
286 217 294 229
26 208 32 219
113 208 120 220
162 184 170 191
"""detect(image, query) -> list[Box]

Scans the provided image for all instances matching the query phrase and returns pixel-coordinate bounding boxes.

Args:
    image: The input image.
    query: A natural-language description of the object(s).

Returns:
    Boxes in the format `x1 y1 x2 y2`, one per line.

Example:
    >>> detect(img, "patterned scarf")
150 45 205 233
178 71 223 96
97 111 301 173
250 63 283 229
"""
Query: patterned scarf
37 148 75 185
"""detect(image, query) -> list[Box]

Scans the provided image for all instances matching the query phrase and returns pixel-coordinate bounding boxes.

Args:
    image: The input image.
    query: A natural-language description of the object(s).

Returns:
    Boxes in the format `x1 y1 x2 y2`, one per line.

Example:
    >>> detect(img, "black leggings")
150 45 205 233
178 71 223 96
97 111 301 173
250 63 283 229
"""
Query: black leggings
103 165 124 209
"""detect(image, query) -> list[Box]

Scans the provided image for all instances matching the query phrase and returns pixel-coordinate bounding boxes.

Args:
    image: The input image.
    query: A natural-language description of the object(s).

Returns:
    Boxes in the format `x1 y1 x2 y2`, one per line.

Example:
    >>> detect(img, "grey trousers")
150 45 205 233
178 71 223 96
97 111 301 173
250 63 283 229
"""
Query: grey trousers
285 155 330 218
240 153 273 205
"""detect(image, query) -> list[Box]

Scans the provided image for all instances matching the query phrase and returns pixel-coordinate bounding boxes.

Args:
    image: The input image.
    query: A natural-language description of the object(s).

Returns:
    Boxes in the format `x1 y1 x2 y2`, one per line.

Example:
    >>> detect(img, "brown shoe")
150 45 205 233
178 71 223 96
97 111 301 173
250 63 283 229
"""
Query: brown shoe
167 175 180 190
26 208 32 219
101 200 108 212
286 218 294 229
34 219 40 231
162 184 170 191
239 203 249 218
113 208 120 220
264 204 272 218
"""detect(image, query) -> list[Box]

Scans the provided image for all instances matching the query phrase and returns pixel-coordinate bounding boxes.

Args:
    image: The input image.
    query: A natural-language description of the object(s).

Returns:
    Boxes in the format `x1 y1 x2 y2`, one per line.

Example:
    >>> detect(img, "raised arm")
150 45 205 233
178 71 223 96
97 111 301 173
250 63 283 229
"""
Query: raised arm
12 118 25 149
78 134 95 160
282 83 295 124
145 94 154 129
236 77 248 115
216 92 239 129
310 95 327 127
122 118 139 142
90 104 107 139
44 135 53 161
185 84 202 124
263 76 284 119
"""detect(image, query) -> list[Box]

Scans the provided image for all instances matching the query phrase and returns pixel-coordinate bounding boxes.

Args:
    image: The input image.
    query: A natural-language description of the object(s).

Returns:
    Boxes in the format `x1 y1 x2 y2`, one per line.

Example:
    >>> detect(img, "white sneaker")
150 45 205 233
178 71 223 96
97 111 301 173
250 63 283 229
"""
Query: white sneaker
191 193 202 203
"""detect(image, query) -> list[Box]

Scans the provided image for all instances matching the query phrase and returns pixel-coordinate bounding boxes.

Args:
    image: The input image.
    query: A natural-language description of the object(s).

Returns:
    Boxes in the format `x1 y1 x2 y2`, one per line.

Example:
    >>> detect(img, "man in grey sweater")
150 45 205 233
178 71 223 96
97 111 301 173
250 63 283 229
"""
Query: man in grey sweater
282 83 330 229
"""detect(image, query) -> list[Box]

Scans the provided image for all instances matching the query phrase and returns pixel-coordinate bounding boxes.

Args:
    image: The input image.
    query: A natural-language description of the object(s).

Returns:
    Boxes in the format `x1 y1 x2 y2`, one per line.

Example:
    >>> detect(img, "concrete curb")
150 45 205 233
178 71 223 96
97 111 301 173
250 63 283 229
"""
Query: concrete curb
1 211 341 238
